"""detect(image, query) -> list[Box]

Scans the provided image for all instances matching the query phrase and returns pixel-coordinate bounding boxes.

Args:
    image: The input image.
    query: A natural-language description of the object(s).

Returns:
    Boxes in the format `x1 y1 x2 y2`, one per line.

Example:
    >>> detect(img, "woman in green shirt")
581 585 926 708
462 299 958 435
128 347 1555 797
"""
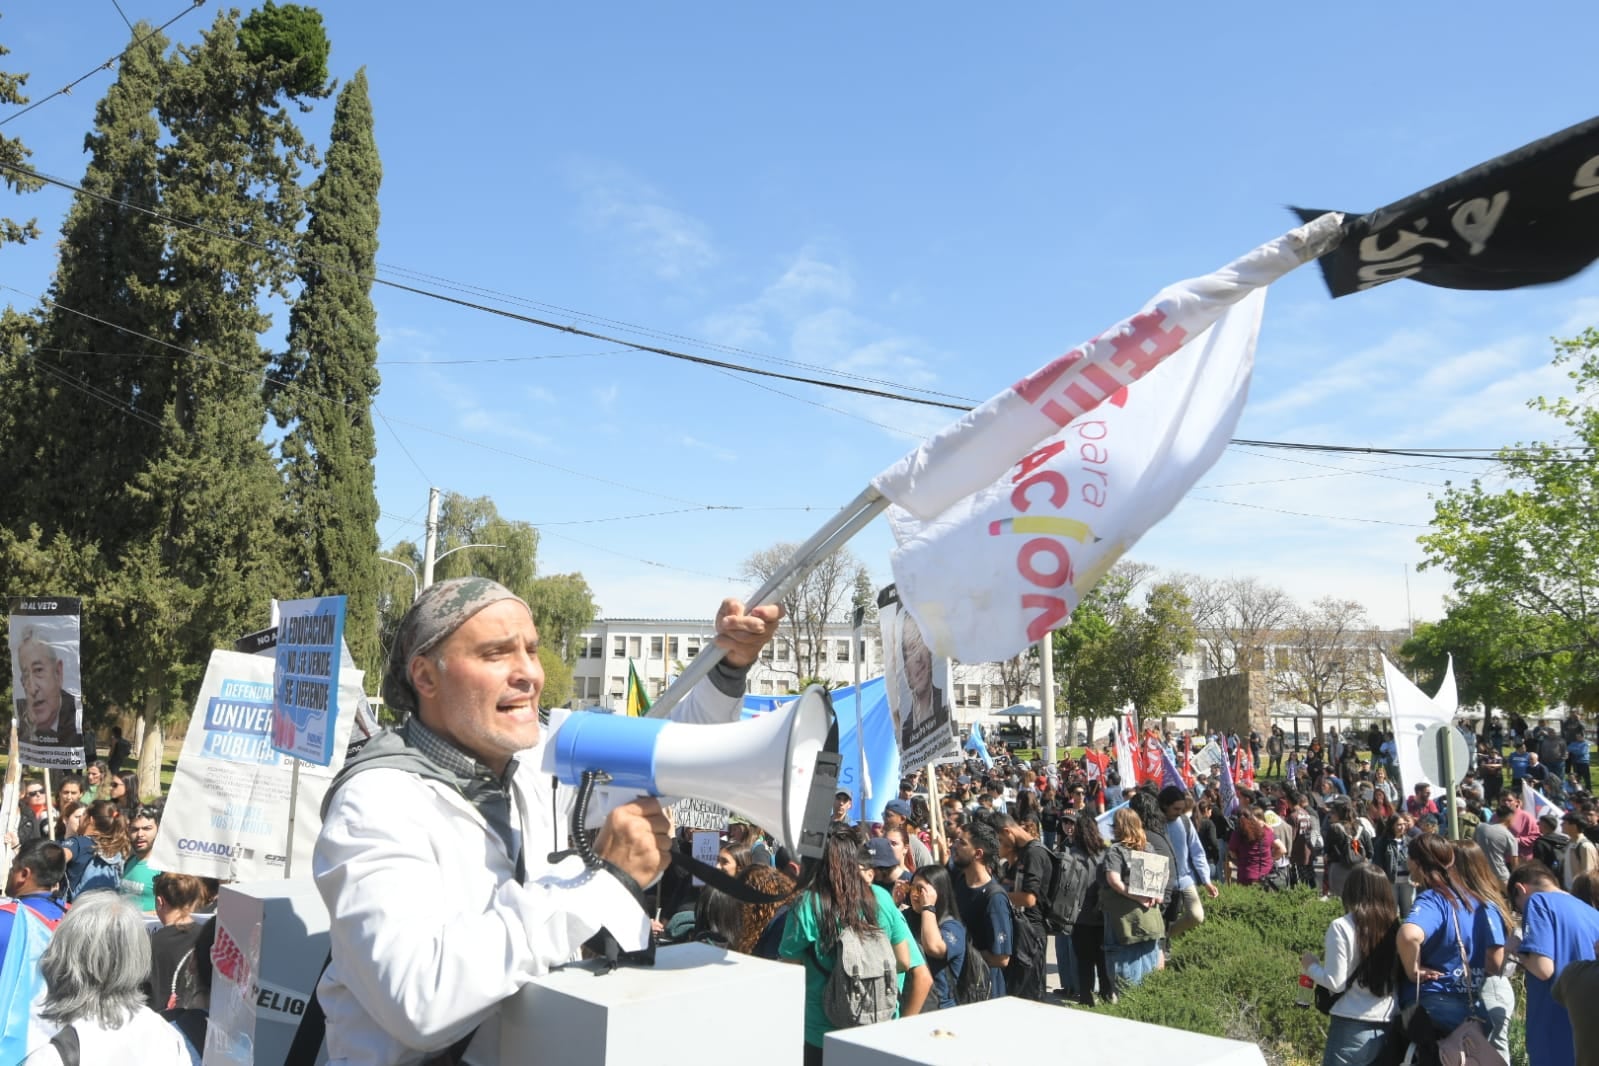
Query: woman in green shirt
780 824 931 1065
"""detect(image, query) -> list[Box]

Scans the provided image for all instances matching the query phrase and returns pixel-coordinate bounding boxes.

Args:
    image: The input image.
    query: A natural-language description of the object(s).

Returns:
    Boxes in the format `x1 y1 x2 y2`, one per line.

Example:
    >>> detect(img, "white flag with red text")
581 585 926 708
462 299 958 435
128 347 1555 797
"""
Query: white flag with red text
871 214 1340 525
879 285 1266 663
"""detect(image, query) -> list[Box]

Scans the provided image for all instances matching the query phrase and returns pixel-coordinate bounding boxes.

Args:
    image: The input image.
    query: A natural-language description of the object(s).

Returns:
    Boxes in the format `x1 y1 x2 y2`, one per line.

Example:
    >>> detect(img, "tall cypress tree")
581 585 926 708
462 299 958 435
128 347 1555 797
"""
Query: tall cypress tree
270 68 383 675
7 26 171 546
114 9 327 789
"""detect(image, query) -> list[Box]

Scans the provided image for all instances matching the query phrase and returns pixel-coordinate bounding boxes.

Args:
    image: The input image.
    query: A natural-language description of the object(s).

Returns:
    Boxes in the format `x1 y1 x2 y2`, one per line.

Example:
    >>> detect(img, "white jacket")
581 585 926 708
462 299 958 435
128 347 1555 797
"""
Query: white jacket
313 681 743 1066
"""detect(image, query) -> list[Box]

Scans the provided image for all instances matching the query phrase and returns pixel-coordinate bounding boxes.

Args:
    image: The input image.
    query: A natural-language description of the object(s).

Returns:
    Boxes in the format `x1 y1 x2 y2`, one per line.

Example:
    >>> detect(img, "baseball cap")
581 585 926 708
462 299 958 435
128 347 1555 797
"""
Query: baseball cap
865 838 898 868
883 798 913 819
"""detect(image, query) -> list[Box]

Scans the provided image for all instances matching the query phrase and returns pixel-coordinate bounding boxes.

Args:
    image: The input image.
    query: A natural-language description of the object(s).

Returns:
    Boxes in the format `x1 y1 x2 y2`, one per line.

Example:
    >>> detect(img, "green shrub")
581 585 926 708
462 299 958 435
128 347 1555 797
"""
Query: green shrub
1097 885 1340 1066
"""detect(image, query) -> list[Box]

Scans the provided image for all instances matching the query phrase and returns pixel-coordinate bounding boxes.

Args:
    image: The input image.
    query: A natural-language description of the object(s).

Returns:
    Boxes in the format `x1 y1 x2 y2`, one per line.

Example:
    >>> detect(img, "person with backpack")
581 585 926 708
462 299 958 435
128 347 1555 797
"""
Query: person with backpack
59 801 130 902
1066 808 1112 1006
20 893 193 1066
907 864 971 1010
1288 791 1323 890
993 813 1049 1001
1159 786 1216 938
1325 801 1363 897
780 825 930 1066
951 819 1014 999
1301 863 1400 1066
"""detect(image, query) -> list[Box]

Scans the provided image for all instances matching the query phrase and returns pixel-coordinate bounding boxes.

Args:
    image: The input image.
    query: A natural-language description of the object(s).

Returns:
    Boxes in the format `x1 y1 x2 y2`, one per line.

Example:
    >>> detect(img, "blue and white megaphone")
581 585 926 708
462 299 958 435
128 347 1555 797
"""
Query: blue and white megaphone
541 685 840 858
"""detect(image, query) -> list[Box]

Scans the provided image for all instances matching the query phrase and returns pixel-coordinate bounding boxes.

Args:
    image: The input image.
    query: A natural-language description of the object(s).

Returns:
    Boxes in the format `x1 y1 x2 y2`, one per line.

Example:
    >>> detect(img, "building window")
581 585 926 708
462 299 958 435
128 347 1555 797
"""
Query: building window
775 642 790 662
987 685 1004 708
760 680 775 695
652 679 665 697
627 636 642 659
955 684 981 708
667 636 679 660
650 636 663 659
686 638 702 659
836 639 850 663
612 636 626 659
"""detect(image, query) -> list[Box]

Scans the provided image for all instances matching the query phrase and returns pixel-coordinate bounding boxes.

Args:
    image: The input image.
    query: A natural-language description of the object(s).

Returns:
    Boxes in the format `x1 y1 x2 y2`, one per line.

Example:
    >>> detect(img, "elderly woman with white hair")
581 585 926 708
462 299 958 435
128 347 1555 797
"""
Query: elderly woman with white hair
23 892 193 1065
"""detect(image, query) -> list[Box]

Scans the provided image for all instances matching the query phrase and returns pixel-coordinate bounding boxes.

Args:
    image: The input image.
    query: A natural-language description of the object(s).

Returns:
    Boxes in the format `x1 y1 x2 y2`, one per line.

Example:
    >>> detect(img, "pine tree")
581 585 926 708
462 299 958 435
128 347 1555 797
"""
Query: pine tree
9 25 171 546
115 9 328 791
0 20 43 246
270 68 383 675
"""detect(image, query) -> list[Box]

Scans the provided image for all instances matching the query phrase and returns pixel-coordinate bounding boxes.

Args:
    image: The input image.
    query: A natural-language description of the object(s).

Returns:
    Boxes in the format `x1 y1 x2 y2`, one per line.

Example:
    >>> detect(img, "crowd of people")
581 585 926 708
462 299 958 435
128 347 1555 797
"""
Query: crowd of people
642 714 1598 1066
2 614 1595 1066
2 740 217 1065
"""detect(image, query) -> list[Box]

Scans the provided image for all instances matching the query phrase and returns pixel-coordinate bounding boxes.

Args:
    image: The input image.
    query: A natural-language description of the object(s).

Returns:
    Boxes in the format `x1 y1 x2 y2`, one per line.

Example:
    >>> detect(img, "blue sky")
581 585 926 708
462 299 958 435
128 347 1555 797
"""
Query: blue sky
4 3 1597 632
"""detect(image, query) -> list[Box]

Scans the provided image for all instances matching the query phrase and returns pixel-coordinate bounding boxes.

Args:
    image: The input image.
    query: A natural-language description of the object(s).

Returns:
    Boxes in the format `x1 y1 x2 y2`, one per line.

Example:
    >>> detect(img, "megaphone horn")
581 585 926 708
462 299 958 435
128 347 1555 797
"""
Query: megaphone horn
546 687 839 856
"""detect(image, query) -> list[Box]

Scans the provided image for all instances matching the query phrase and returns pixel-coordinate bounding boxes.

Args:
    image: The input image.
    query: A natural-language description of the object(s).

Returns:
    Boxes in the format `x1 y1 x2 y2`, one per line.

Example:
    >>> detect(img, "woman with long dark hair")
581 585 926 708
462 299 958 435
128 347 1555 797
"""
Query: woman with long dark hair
107 771 141 821
907 864 965 1010
779 824 931 1065
1396 834 1505 1047
1303 863 1400 1066
1068 808 1112 1006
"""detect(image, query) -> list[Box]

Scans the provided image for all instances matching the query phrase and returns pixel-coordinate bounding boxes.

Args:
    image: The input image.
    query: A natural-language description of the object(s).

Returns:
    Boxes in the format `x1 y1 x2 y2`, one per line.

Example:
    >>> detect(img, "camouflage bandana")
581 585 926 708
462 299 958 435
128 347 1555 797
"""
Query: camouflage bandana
381 576 529 716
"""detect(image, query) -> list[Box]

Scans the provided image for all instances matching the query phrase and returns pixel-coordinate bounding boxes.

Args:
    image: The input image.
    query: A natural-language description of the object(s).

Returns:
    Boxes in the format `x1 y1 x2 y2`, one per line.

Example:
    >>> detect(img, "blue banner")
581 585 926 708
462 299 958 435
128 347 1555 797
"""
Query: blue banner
271 596 347 766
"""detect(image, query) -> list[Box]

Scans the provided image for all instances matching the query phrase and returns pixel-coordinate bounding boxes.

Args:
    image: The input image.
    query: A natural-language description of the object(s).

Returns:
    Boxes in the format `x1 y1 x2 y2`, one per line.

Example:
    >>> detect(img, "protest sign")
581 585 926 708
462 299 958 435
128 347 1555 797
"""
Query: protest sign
878 584 959 769
671 797 729 831
1125 850 1172 900
272 596 347 767
151 648 362 880
690 830 720 887
8 597 85 769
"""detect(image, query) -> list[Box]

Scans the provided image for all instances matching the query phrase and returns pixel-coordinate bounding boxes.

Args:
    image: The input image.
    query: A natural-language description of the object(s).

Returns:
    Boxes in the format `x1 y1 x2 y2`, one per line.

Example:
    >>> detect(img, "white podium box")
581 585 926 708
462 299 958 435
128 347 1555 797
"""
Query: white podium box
500 942 804 1066
205 878 332 1066
823 998 1268 1066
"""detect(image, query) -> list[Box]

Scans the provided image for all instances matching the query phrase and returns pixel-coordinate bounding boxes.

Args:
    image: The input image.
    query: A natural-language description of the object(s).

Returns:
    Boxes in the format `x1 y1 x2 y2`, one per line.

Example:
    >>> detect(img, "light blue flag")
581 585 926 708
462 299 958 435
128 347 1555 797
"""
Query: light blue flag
965 721 994 769
743 677 900 825
0 904 51 1062
1094 800 1129 842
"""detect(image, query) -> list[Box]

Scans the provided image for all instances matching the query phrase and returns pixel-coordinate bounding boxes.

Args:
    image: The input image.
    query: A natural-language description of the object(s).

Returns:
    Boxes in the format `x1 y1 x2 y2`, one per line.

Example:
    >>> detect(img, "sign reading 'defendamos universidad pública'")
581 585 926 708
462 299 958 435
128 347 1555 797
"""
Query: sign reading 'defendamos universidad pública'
271 596 346 767
8 597 86 769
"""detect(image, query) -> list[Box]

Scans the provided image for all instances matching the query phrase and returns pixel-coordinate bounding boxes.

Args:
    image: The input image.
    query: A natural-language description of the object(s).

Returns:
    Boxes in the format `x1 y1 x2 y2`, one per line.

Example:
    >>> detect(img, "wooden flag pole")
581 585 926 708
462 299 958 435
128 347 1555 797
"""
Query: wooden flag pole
926 761 946 863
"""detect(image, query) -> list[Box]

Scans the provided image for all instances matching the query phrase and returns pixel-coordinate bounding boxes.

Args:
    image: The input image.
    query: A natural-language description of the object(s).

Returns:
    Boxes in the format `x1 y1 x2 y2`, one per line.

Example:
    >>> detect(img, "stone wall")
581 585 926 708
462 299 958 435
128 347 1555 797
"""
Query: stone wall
1196 670 1271 737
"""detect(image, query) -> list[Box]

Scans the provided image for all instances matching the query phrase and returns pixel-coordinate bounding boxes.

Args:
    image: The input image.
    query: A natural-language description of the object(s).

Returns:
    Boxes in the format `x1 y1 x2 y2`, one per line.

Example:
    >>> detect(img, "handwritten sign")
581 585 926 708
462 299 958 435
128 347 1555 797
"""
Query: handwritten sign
271 596 346 766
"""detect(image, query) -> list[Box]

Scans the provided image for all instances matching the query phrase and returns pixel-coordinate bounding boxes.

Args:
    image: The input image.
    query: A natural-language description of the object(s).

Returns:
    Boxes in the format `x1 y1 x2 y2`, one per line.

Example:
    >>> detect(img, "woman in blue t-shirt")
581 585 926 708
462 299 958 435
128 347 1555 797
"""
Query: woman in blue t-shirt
1397 834 1506 1041
908 863 966 1009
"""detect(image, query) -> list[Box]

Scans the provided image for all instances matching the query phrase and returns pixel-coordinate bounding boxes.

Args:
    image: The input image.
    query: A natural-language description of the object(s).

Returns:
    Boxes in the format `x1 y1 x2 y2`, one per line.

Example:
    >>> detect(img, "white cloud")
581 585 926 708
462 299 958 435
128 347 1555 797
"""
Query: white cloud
678 434 737 462
566 160 717 282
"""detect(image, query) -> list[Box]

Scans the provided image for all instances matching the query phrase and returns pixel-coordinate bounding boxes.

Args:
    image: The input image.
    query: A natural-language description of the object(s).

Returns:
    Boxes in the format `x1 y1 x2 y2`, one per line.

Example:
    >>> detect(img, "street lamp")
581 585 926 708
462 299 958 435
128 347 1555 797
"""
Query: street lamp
380 544 506 601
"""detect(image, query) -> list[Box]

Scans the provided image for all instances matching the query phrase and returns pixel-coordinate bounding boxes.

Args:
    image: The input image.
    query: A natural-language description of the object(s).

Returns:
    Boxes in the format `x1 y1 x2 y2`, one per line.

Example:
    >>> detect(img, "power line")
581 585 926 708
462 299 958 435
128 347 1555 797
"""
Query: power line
0 1 204 129
3 161 1592 465
1186 495 1430 528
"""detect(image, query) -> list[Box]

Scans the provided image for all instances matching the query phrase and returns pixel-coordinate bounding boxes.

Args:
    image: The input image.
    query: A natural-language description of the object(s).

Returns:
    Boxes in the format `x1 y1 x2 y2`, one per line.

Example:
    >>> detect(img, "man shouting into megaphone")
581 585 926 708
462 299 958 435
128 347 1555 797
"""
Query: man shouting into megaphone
312 577 782 1066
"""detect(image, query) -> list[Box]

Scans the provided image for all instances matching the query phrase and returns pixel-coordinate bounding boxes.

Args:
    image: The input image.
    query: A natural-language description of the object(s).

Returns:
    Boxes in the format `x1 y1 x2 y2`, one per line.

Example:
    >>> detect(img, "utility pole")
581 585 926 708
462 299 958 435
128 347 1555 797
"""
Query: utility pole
1040 634 1057 766
421 486 441 590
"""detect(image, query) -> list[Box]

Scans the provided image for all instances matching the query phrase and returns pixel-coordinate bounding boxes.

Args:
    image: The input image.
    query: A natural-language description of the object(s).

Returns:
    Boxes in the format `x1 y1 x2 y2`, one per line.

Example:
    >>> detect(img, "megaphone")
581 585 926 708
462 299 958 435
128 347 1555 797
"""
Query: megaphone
541 686 840 858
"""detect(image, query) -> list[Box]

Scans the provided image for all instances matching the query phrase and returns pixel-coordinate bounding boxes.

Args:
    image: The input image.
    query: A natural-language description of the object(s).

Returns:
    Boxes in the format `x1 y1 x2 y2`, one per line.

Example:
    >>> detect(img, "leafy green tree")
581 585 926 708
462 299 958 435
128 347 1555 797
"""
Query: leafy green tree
1053 596 1116 744
269 69 382 676
380 493 597 709
0 22 43 246
1419 328 1599 711
1105 576 1196 724
238 2 330 97
1400 594 1559 737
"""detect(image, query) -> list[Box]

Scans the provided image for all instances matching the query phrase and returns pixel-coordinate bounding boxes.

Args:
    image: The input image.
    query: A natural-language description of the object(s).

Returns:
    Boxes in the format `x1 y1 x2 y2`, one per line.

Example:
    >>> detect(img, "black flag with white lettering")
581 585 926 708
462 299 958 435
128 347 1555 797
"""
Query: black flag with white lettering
1295 114 1599 298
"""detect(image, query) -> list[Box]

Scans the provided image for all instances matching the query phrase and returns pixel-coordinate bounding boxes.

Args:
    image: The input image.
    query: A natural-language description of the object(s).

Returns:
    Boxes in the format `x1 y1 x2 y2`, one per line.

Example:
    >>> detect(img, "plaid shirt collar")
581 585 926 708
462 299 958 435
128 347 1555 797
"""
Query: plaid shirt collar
402 715 518 786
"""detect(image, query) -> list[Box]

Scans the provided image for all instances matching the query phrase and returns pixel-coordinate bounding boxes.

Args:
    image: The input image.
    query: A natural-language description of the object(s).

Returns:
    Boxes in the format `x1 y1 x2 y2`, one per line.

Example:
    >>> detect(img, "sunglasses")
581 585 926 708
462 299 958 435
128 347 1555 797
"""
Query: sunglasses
24 790 43 798
136 805 161 820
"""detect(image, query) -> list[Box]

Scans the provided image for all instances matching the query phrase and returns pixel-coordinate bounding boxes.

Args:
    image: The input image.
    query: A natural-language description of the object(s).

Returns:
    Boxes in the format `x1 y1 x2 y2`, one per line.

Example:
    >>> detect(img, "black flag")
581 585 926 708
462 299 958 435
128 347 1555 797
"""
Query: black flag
1296 114 1599 298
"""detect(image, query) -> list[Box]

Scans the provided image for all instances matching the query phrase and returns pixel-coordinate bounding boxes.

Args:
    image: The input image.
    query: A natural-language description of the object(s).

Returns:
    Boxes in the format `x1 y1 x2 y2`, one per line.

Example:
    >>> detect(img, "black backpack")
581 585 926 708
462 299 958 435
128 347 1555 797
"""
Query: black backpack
1534 834 1569 881
1037 843 1095 935
1539 731 1567 766
953 935 992 1005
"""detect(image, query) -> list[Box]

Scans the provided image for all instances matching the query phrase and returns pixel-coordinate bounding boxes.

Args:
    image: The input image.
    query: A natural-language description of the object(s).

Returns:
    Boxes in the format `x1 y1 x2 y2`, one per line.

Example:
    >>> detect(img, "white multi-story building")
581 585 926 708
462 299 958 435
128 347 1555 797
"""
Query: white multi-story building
570 616 1040 718
570 617 1401 743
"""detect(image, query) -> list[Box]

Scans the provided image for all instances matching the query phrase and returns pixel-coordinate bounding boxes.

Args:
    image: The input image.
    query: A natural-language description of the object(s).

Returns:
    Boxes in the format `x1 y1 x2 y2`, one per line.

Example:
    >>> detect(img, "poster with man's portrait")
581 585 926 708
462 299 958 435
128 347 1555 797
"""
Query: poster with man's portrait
878 584 958 768
8 597 86 769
